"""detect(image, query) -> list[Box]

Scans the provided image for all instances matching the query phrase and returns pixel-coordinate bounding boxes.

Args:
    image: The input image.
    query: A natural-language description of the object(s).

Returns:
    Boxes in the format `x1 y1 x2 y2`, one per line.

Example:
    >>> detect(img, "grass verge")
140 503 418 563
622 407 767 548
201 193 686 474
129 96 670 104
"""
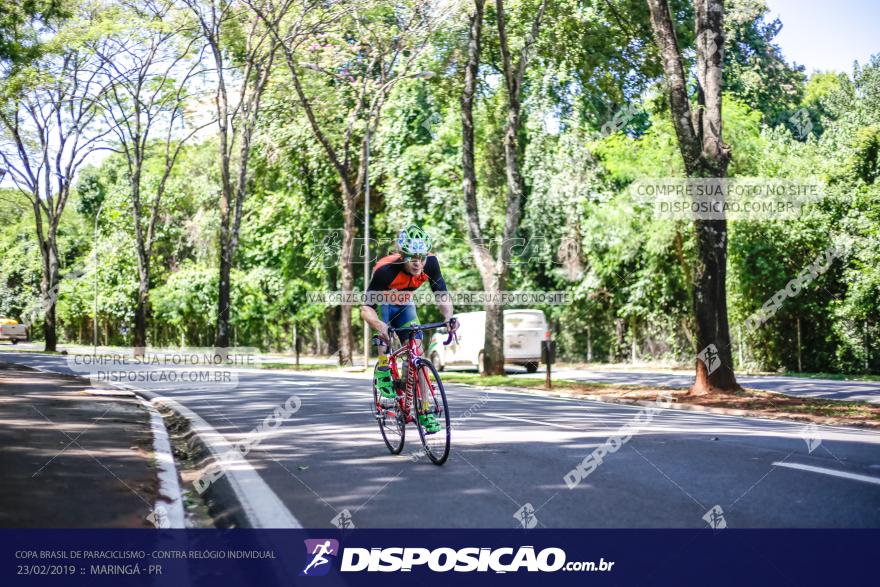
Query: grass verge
259 362 334 371
780 371 880 382
442 372 880 428
0 346 66 354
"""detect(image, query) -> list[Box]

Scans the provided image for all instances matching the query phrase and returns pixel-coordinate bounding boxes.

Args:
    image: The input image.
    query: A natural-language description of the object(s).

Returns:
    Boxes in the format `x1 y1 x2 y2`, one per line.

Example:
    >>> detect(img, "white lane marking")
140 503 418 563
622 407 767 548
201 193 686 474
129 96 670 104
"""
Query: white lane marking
773 462 880 486
484 413 580 429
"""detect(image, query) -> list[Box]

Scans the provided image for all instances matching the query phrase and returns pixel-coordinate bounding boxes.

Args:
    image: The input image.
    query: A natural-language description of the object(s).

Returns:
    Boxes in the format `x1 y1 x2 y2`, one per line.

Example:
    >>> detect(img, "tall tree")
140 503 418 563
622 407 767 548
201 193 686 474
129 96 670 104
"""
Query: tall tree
459 0 547 375
0 7 113 351
183 0 278 351
96 0 208 354
646 0 739 392
247 0 444 364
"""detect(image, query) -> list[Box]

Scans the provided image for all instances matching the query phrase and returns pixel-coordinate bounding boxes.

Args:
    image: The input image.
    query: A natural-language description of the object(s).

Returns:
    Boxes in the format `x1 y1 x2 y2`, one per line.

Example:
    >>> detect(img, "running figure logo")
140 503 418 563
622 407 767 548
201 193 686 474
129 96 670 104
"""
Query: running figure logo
697 344 721 375
514 503 539 529
300 539 339 577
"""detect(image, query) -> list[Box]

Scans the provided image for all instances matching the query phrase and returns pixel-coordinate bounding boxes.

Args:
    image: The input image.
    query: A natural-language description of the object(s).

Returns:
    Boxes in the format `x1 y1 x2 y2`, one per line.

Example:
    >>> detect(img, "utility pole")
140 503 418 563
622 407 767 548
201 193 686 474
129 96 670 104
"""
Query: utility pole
293 321 300 368
737 325 744 368
587 324 593 363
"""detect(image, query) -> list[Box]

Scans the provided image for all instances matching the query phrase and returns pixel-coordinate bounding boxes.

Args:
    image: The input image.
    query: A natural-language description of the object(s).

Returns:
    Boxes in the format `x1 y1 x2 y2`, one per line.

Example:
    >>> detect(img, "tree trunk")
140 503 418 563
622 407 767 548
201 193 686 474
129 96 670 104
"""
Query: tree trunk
459 0 545 376
40 234 60 352
480 266 504 374
338 183 357 365
133 278 149 355
130 159 149 357
460 0 503 375
631 318 638 362
646 0 739 393
216 244 232 351
691 218 737 391
43 303 57 351
483 286 505 374
133 208 150 355
490 0 546 374
215 110 233 354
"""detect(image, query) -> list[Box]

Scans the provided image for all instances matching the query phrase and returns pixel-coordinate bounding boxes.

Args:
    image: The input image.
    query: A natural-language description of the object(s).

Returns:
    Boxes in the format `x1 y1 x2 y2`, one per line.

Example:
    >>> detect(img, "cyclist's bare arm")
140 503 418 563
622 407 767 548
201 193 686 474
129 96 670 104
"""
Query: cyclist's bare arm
426 257 457 332
438 298 455 326
360 305 389 341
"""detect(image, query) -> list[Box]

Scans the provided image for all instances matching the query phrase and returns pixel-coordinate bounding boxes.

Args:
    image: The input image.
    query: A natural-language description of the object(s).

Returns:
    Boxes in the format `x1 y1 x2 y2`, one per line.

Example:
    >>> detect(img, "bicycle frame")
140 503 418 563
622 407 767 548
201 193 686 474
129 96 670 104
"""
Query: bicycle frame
377 321 452 424
385 335 435 424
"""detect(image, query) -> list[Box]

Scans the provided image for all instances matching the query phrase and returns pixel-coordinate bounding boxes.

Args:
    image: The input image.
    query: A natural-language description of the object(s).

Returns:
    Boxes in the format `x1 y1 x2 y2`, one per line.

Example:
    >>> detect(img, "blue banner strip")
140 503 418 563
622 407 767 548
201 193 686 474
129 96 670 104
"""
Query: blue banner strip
2 529 876 586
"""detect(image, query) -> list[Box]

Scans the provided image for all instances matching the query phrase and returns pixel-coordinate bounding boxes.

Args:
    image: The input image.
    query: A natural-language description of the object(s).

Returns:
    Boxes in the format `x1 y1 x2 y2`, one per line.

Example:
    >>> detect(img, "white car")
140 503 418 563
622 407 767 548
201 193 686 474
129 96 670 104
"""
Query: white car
0 318 27 344
429 309 548 373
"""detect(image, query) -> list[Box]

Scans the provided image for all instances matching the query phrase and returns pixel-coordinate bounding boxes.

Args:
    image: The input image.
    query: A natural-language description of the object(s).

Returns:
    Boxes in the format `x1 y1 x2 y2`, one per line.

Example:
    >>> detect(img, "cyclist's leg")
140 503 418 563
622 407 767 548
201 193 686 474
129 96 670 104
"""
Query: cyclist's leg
378 303 415 384
393 307 437 430
388 304 420 388
373 305 397 404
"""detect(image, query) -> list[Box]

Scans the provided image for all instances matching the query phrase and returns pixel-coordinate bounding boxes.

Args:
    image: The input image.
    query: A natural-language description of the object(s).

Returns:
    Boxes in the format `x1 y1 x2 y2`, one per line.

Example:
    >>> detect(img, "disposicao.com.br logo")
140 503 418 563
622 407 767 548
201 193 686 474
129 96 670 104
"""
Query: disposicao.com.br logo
301 541 614 575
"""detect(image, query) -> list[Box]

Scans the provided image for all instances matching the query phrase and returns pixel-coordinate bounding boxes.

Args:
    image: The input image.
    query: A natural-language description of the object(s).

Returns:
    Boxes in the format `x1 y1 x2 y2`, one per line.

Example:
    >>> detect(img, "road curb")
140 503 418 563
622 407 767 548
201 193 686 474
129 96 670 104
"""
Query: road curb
139 398 187 529
125 387 303 529
63 375 189 529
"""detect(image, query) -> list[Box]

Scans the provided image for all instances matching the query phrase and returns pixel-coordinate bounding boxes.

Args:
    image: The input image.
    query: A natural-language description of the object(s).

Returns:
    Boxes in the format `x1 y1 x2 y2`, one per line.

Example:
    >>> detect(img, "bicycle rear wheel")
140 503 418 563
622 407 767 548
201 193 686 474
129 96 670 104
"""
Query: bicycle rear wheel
373 366 405 454
413 359 450 465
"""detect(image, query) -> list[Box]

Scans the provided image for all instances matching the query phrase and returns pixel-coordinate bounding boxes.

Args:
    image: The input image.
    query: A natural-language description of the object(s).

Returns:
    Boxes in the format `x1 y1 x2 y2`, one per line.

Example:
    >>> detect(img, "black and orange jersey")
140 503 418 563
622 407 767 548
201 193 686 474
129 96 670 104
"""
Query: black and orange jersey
365 253 448 308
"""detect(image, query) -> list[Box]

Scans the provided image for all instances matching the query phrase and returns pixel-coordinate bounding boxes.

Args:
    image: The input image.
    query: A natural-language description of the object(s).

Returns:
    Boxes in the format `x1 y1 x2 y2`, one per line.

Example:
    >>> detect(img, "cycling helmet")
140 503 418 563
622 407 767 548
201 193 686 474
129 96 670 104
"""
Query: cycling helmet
397 224 433 256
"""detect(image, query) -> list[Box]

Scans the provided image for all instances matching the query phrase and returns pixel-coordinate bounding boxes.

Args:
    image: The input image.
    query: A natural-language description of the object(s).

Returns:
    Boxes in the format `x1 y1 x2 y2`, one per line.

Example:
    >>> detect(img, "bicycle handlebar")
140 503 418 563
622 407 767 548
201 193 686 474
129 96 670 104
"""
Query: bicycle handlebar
389 320 449 334
378 318 459 353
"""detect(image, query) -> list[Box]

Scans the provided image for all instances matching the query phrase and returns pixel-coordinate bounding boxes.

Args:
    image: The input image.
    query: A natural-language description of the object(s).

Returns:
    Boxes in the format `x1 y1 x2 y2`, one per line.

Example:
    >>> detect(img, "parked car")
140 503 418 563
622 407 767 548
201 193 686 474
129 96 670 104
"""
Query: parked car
429 309 548 373
0 318 27 344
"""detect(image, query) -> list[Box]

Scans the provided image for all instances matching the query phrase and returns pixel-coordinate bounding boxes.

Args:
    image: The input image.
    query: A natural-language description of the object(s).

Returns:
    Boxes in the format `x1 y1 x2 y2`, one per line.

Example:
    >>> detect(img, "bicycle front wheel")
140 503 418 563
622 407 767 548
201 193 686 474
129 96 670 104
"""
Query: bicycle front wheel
373 366 405 454
413 359 451 465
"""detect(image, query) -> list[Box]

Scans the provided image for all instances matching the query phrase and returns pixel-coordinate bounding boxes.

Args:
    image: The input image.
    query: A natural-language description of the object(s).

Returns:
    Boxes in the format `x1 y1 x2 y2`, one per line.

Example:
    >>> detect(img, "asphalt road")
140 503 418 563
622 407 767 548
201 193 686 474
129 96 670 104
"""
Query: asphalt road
2 350 880 529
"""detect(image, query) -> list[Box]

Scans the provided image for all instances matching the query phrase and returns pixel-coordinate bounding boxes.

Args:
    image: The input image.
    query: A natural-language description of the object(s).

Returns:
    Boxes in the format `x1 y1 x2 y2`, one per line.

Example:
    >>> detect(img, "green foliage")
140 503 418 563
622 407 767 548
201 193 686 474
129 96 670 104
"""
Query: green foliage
722 0 805 124
0 0 876 375
0 0 70 64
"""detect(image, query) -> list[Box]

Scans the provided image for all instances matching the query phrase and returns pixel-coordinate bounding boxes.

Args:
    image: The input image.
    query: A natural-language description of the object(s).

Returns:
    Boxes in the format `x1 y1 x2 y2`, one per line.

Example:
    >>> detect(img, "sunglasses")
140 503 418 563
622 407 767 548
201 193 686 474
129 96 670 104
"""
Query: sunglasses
402 254 427 263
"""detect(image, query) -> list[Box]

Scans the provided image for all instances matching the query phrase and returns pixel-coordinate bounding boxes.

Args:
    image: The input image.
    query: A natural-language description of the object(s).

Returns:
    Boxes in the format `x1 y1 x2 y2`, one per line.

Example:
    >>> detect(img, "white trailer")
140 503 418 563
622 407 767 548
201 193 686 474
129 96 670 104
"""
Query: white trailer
429 309 548 373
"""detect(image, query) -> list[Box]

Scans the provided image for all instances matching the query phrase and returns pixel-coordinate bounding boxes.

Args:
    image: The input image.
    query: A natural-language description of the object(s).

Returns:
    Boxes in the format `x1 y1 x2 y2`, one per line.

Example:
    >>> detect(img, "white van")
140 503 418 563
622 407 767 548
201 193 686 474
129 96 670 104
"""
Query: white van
0 318 27 344
428 309 548 373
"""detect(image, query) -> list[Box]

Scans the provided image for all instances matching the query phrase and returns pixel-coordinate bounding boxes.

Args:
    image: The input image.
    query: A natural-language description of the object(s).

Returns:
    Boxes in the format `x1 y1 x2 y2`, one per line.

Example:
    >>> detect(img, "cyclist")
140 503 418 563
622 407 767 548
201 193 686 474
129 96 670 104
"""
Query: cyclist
361 224 458 433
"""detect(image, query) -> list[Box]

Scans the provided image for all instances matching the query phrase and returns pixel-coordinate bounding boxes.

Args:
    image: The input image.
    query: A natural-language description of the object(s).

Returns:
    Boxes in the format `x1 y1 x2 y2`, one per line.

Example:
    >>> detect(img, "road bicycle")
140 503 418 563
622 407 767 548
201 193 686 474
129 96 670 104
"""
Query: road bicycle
371 320 456 465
